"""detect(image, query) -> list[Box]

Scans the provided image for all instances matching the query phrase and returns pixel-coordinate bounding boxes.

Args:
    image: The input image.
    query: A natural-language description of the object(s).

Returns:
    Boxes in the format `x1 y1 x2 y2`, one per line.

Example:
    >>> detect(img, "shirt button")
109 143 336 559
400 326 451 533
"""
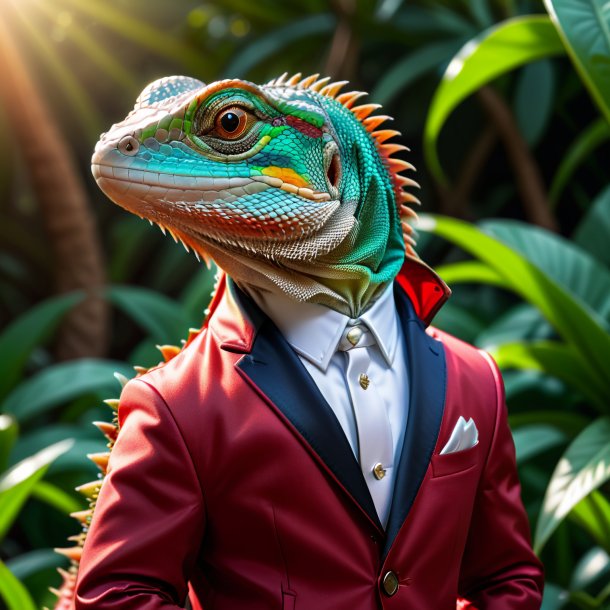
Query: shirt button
359 373 370 389
346 326 363 346
382 570 399 596
372 462 386 480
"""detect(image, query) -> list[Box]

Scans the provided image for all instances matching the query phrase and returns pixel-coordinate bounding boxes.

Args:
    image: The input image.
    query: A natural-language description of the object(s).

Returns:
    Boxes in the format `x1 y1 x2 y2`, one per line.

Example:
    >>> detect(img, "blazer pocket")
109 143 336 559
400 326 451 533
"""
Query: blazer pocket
431 443 480 478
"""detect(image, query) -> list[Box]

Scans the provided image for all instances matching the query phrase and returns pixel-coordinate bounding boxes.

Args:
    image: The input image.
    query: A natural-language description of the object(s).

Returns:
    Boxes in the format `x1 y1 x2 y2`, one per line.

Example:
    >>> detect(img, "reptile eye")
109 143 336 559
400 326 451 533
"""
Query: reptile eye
214 107 250 140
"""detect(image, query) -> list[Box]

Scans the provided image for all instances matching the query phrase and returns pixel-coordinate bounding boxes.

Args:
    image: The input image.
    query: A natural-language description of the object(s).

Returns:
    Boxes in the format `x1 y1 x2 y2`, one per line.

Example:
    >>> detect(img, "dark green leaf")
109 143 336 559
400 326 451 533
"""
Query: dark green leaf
573 184 610 267
0 561 37 610
535 417 610 552
543 0 610 123
0 360 133 424
424 16 565 183
570 493 610 555
107 286 192 345
0 439 73 542
513 424 567 463
0 415 18 472
0 292 83 400
514 60 555 147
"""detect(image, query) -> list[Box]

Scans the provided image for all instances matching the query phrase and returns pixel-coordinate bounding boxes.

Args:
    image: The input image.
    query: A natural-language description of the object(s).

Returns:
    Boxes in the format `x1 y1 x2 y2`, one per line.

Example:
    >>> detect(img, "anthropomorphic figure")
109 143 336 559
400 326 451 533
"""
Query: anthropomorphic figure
64 74 543 609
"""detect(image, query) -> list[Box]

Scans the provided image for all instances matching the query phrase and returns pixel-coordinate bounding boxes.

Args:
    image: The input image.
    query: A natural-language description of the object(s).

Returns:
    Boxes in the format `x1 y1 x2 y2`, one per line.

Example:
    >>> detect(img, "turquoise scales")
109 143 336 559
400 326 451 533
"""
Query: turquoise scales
50 73 422 608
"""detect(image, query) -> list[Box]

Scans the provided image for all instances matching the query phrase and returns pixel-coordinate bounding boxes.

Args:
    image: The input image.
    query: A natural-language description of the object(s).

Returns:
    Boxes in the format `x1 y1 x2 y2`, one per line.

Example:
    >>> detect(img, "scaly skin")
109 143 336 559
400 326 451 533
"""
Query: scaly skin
91 73 420 316
51 73 423 608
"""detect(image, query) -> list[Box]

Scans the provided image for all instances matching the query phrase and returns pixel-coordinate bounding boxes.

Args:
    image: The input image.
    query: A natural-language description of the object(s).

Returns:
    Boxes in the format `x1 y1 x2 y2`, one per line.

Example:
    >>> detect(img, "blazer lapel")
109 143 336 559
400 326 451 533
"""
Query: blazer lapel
382 285 447 557
232 284 383 533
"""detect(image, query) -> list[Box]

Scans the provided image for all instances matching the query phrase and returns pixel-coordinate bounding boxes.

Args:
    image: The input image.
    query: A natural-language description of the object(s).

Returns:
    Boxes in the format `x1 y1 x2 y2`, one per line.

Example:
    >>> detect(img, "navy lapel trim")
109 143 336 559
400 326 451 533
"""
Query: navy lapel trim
382 285 447 558
232 284 384 534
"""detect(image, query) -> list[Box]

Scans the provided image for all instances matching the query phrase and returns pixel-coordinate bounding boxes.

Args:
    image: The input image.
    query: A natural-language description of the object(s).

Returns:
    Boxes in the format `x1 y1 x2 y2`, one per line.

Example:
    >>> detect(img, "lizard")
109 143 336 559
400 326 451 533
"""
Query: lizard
49 71 434 609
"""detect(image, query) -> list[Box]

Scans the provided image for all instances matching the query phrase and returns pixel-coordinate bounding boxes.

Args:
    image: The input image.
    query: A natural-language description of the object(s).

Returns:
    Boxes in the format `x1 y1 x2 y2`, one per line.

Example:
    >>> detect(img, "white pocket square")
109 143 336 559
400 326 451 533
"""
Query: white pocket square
440 416 479 455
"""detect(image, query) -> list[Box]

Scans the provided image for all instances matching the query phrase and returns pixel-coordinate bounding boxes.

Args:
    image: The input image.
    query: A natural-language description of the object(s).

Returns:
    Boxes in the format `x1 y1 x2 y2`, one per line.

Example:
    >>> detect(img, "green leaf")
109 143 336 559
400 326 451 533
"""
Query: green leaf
535 416 610 553
373 38 466 106
0 560 37 610
543 0 610 124
550 118 610 205
573 184 610 267
476 303 551 349
31 480 81 514
418 215 610 391
513 424 567 463
107 286 192 345
436 261 508 287
510 410 588 436
180 265 218 322
491 341 607 411
0 414 18 472
541 583 569 610
514 59 556 147
430 301 484 343
571 546 610 590
0 359 133 424
482 220 610 324
424 16 565 183
6 549 62 581
0 439 73 542
570 492 610 555
0 292 83 400
223 14 335 77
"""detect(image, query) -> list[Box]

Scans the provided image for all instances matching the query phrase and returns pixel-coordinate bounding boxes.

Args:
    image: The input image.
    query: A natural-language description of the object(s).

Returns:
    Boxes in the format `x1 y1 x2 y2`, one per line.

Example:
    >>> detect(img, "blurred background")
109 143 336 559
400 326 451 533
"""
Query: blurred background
0 0 609 608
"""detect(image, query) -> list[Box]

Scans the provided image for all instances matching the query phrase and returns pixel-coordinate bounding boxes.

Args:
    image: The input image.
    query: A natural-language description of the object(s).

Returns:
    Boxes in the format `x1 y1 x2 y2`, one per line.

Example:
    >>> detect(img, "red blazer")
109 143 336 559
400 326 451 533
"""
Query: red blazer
75 261 543 609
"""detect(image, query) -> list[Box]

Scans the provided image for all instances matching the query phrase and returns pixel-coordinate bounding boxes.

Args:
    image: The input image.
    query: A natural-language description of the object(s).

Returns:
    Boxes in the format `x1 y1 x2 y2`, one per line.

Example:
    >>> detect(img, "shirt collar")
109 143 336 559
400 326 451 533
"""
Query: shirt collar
244 284 400 371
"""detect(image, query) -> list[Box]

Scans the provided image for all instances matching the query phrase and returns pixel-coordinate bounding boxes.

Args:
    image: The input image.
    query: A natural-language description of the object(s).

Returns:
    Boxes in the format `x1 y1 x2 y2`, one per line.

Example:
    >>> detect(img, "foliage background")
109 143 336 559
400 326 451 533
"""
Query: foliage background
0 0 609 608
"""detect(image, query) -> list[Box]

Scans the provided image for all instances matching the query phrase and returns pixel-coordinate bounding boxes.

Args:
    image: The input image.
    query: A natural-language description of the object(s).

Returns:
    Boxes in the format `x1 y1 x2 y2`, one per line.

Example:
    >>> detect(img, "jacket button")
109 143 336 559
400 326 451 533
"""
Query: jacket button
382 571 399 596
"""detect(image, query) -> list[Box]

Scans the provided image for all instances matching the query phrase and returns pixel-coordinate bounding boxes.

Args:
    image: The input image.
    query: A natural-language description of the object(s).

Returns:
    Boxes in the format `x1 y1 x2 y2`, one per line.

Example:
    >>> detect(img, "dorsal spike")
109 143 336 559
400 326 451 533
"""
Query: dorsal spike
394 173 421 189
351 103 381 120
363 115 392 132
87 452 111 474
70 509 93 525
75 480 102 499
156 344 181 362
320 80 349 98
336 91 366 109
372 129 401 144
93 420 118 442
299 73 319 88
274 72 288 86
103 398 120 411
286 72 302 85
380 143 410 156
133 365 149 375
387 159 417 173
309 76 331 92
54 547 83 562
401 192 422 206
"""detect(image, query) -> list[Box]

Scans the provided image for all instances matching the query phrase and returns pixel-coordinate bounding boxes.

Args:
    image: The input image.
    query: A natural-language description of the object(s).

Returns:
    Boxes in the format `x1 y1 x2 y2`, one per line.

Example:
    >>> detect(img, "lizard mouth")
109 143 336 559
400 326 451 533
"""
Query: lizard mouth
92 158 340 253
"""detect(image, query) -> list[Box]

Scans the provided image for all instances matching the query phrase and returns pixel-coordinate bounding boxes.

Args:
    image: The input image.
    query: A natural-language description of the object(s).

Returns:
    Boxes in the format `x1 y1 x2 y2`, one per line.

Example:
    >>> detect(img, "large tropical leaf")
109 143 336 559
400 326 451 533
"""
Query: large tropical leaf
573 184 610 267
543 0 610 123
429 301 484 343
373 38 466 106
0 414 18 472
535 416 610 553
223 14 335 77
513 59 556 147
0 561 37 610
107 286 193 345
0 439 73 542
0 359 133 424
418 215 610 390
0 292 83 400
435 261 507 287
491 341 607 411
570 492 610 555
513 424 567 463
424 16 565 183
482 220 610 324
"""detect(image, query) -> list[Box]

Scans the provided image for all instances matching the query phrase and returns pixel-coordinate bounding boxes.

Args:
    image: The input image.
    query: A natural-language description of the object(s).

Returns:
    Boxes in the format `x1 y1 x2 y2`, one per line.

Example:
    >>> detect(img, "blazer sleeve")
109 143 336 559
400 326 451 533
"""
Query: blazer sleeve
457 353 544 609
75 378 205 610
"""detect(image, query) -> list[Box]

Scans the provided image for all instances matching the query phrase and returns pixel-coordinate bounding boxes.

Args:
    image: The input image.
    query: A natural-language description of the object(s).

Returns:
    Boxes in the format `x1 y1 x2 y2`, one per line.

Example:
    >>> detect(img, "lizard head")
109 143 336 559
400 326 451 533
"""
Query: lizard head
92 73 420 315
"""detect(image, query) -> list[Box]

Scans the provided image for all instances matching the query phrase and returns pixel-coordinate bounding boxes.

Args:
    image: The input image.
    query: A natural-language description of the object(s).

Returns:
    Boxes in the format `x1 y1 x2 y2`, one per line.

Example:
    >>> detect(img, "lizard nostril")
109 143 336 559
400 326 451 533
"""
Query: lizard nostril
118 135 139 157
324 141 341 198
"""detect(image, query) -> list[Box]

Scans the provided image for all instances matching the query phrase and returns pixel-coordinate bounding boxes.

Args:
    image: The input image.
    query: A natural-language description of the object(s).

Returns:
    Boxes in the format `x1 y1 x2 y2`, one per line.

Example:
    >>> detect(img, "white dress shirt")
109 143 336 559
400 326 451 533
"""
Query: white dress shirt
245 284 409 527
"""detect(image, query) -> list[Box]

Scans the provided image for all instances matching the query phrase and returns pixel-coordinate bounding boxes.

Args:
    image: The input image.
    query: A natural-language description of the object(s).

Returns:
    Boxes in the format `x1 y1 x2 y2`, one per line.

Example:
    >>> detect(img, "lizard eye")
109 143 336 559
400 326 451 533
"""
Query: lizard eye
214 107 252 140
